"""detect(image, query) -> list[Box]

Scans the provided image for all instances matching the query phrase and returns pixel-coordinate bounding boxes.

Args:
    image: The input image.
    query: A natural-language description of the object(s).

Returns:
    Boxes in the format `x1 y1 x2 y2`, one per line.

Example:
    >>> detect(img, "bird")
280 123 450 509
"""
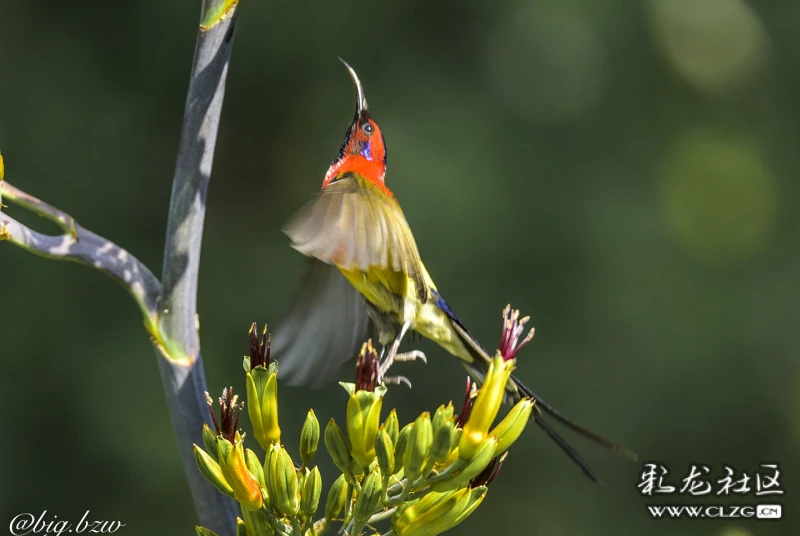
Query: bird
273 60 636 483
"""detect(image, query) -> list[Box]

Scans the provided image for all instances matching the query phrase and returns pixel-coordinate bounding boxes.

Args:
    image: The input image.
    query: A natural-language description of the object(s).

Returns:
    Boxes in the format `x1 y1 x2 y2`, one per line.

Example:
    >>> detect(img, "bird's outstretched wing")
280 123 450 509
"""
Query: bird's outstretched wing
283 173 428 303
271 258 372 387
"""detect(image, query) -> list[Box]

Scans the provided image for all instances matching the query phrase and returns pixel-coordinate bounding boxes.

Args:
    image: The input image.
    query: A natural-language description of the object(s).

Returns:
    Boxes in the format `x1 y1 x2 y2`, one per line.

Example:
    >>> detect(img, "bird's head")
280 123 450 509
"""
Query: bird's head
323 61 387 189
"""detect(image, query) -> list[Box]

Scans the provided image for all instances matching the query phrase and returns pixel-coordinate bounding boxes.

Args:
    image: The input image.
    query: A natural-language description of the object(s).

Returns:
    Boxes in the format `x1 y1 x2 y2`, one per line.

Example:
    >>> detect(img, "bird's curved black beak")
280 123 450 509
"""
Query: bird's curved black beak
340 58 368 115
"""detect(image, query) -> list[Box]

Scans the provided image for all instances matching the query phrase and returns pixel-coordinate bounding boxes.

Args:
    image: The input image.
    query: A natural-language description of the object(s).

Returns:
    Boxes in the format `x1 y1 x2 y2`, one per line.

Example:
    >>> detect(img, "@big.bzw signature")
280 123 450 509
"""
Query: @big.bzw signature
9 511 125 535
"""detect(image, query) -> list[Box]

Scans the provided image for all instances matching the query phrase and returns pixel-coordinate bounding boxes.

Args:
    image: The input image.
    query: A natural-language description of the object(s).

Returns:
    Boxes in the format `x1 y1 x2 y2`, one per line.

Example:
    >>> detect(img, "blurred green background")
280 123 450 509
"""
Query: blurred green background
1 0 797 535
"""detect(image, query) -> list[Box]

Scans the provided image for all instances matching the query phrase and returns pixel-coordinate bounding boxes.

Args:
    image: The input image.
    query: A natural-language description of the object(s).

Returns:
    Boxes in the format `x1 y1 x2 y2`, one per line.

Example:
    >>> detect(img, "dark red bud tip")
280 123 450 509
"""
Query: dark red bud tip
205 391 221 436
355 339 379 392
470 452 509 488
208 386 244 442
248 322 271 370
498 305 535 362
455 376 478 428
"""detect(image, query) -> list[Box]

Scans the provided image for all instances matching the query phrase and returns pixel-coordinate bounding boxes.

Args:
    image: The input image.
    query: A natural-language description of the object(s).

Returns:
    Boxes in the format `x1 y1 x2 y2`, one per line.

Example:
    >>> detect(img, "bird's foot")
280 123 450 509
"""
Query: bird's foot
382 375 412 389
393 350 427 364
379 348 426 379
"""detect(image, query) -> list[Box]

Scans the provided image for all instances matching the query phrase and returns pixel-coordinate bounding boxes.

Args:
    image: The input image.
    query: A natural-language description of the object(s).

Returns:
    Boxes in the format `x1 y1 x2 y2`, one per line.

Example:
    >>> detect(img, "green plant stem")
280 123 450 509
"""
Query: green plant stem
367 508 396 524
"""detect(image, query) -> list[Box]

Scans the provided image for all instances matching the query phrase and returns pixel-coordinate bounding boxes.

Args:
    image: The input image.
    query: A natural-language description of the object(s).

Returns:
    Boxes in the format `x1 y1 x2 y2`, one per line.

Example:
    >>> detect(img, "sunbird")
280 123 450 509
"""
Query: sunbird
274 60 636 482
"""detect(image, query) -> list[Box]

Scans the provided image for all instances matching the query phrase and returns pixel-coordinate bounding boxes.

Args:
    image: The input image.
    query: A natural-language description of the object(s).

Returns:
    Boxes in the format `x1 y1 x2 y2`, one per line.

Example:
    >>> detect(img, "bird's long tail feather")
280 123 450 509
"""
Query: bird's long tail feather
436 292 637 483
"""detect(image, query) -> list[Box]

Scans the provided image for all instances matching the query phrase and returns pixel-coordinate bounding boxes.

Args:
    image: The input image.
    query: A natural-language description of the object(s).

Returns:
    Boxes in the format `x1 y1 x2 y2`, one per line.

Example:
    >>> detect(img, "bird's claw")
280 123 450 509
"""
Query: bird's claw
393 350 427 364
382 375 412 389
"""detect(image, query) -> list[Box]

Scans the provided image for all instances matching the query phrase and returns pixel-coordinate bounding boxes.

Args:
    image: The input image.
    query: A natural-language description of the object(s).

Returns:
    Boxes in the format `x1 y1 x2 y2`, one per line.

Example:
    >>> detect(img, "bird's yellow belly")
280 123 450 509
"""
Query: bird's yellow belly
338 264 474 363
338 266 408 316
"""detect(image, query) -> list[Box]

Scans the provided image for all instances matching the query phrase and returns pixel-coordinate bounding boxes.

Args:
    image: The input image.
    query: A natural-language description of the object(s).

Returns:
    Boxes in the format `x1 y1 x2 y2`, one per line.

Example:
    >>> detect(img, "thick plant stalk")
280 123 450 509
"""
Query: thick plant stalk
156 2 242 533
0 1 243 534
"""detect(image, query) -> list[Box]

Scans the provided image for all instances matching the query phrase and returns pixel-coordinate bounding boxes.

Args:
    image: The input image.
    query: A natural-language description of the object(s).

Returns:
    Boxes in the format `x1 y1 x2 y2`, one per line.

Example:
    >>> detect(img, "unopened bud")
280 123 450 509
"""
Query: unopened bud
325 473 348 522
432 403 454 433
196 526 218 536
202 423 219 463
375 427 395 477
383 409 400 445
271 446 300 517
491 398 534 456
352 465 383 535
216 433 264 510
324 419 354 476
245 448 266 490
194 444 235 498
394 486 486 536
392 488 461 536
346 387 385 470
246 368 281 449
300 409 320 465
263 444 281 510
430 420 455 463
458 355 514 459
445 486 488 530
393 423 413 473
301 466 322 517
403 412 432 482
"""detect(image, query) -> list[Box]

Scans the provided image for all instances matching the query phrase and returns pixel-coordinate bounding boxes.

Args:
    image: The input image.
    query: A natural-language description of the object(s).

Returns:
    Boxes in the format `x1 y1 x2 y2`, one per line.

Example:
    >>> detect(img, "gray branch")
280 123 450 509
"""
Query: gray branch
0 182 161 327
1 1 244 534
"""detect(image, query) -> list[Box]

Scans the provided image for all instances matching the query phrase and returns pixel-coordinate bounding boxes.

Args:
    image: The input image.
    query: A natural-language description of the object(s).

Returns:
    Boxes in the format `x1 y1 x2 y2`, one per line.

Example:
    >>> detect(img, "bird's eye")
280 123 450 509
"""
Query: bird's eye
362 122 374 135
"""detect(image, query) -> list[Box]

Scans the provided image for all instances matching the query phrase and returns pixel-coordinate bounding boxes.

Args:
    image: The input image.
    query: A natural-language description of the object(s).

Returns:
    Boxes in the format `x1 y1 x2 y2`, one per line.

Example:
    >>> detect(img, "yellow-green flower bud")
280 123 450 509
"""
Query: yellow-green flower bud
202 423 219 463
395 486 487 536
375 427 395 477
271 446 300 517
245 448 266 490
383 409 400 445
458 355 514 459
445 486 487 530
432 437 497 492
352 465 383 534
431 403 454 433
0 151 4 181
216 433 264 510
393 423 413 473
246 368 281 449
403 412 433 483
301 466 322 517
490 398 534 456
392 488 463 536
299 409 320 465
430 420 455 463
346 387 385 470
325 473 348 522
263 443 281 509
196 526 218 536
324 419 354 475
193 444 235 498
235 518 247 536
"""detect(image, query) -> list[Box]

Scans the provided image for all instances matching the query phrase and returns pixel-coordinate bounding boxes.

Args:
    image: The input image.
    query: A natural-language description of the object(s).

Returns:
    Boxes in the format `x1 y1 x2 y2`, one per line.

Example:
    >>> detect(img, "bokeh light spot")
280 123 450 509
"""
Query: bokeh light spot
648 0 768 94
719 527 754 536
486 2 607 124
658 131 777 264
